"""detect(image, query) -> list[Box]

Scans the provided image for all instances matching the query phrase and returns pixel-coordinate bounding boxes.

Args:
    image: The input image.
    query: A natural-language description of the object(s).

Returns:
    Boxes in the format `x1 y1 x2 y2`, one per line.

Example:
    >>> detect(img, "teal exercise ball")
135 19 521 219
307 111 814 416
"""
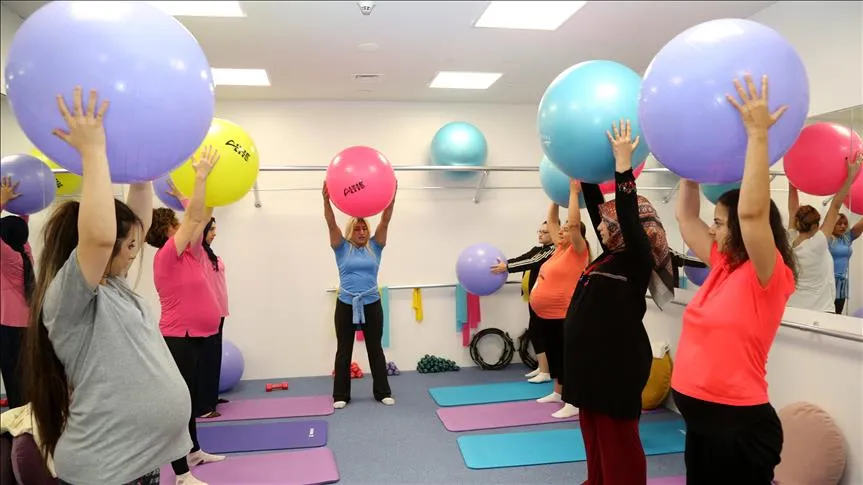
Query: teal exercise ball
431 121 488 179
538 156 586 208
701 181 742 204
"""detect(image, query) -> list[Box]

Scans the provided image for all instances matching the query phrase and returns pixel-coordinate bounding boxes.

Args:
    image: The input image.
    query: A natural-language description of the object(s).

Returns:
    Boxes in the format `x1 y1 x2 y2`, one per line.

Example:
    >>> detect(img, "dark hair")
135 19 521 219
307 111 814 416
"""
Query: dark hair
23 199 142 461
146 207 178 248
579 221 593 260
794 205 821 233
0 215 35 303
202 217 219 272
716 189 797 281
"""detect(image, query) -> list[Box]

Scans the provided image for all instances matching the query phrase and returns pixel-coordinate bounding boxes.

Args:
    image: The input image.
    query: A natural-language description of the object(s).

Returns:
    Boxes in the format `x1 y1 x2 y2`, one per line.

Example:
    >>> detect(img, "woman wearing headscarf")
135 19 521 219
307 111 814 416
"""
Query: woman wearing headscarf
562 120 675 484
0 175 35 409
196 216 230 417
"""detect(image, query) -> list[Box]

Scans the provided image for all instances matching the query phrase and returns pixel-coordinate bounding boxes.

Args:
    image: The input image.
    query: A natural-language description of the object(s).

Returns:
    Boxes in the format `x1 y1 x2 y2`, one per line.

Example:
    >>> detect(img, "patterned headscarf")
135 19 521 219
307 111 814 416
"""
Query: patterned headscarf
598 196 675 309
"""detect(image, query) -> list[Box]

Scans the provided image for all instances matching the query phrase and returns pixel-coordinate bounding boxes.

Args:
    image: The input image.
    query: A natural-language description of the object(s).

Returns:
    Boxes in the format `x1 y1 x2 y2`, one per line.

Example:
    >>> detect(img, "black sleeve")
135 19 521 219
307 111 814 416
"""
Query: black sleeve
507 245 555 273
582 182 608 253
614 169 653 272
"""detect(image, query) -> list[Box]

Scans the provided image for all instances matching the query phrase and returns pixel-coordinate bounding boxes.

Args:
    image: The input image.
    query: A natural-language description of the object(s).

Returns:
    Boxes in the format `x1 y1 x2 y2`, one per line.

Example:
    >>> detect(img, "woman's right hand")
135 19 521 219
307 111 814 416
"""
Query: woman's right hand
0 176 21 206
53 86 109 155
192 145 219 179
322 181 330 202
490 258 507 274
726 74 787 136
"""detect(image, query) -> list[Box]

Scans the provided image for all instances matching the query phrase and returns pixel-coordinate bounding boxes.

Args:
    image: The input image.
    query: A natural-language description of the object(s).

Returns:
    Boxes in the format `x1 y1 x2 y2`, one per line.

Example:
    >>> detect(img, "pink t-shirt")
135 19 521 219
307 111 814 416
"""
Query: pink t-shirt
1 215 32 327
153 236 221 337
672 243 795 406
200 254 229 317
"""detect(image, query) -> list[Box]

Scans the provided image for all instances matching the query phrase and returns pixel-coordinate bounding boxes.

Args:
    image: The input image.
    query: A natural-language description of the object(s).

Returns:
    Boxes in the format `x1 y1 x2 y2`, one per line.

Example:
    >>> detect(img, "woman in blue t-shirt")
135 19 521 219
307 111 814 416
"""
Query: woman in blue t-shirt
829 212 863 314
323 181 396 409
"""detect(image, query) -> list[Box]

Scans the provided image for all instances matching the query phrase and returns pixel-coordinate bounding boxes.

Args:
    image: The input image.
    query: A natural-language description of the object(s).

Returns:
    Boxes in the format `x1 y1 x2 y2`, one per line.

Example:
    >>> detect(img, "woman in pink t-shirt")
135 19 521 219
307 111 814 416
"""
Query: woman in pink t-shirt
145 146 226 482
196 216 230 417
0 176 35 409
673 75 798 484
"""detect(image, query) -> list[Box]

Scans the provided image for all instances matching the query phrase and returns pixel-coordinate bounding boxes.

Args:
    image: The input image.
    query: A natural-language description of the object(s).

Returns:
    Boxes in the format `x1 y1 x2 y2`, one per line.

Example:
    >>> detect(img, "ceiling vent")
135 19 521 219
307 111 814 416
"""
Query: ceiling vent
352 73 384 84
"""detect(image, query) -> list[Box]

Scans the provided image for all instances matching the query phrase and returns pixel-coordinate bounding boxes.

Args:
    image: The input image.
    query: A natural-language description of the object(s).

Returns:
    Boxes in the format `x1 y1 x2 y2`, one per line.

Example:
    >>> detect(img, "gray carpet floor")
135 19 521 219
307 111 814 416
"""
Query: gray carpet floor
212 365 686 484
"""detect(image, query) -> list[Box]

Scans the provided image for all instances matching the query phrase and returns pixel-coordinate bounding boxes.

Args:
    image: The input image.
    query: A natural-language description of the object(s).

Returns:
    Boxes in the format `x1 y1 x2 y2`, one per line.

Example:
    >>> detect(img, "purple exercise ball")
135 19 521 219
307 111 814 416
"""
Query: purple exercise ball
0 154 57 215
4 1 215 183
154 174 185 212
219 340 244 393
683 249 710 287
456 243 508 296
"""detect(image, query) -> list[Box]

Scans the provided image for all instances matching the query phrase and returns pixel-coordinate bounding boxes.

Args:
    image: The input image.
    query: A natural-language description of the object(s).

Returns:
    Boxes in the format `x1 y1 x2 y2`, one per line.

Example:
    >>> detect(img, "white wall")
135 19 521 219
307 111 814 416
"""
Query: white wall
749 1 863 117
0 3 23 96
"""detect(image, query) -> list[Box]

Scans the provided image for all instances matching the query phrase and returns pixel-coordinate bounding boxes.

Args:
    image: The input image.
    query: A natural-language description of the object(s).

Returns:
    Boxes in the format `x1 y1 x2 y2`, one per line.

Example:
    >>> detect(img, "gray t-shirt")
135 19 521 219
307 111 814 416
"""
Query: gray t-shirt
43 250 192 484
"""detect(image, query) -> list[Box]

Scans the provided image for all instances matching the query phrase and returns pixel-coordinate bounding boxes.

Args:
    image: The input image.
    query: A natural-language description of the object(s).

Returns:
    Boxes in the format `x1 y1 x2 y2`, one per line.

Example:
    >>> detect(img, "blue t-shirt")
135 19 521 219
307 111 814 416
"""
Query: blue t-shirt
829 232 857 276
334 239 383 305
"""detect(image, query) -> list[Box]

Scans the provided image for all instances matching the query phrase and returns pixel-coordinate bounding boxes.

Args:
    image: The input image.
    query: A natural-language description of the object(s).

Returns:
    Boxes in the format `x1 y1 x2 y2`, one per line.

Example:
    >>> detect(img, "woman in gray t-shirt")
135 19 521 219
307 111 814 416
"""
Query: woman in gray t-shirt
21 87 199 485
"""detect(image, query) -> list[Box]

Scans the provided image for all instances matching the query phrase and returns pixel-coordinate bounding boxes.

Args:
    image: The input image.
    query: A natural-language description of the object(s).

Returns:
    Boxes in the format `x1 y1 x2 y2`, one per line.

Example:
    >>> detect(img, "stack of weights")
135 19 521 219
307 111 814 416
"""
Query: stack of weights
416 354 460 374
386 361 400 376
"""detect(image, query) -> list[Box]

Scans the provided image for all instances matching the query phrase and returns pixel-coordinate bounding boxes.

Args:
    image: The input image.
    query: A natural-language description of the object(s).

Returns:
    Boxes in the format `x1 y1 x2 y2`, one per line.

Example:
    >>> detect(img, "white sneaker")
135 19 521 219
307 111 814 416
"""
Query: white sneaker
525 368 541 378
381 397 395 406
551 403 579 419
333 401 347 409
528 372 551 383
537 392 562 404
188 449 225 467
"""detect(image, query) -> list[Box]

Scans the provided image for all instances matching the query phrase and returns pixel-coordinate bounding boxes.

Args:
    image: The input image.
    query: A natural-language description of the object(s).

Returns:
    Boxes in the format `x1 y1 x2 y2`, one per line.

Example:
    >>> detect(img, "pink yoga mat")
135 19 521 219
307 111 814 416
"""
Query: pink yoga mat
159 447 339 484
647 477 684 484
437 400 662 431
198 396 334 423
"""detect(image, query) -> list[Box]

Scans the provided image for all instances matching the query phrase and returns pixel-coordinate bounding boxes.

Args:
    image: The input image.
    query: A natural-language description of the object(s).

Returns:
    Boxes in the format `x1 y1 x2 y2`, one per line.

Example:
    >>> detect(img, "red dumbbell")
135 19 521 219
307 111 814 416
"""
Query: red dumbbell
265 382 289 392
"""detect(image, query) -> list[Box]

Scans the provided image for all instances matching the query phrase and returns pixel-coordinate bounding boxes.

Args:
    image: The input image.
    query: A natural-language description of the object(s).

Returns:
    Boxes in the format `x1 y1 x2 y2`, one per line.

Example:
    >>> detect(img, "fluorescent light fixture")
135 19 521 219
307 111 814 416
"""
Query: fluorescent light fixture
429 71 502 90
474 1 587 31
146 1 245 17
211 68 271 87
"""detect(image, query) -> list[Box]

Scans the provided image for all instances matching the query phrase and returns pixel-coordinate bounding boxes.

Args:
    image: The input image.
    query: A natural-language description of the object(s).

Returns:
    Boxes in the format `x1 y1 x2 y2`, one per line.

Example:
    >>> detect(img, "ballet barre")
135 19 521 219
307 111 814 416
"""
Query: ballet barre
324 280 522 292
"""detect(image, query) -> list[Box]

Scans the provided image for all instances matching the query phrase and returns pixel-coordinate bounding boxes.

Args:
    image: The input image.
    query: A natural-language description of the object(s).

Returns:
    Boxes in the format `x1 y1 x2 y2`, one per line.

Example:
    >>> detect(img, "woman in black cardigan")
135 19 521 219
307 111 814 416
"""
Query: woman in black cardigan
562 119 675 485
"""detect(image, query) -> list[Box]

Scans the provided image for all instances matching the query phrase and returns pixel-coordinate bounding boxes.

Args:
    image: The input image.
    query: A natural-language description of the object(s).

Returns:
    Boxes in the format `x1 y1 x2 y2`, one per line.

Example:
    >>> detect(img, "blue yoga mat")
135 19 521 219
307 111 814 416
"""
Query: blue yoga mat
457 418 686 469
197 420 328 453
429 381 554 407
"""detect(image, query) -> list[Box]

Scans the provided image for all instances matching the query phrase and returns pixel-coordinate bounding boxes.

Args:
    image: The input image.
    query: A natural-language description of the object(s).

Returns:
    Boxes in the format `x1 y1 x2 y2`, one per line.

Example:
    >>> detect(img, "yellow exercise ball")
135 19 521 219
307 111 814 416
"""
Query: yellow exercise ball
30 148 82 196
169 118 260 207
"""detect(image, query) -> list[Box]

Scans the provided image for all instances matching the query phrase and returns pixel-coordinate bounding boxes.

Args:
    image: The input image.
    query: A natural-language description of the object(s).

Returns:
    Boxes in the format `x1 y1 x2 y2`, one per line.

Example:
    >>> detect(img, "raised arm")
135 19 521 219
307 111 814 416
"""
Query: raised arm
173 147 219 257
852 218 863 240
787 185 799 231
581 182 607 253
53 88 115 288
547 202 562 245
125 182 153 237
607 120 653 270
820 155 861 238
322 182 343 249
567 180 588 254
676 180 713 264
373 185 397 247
728 74 788 287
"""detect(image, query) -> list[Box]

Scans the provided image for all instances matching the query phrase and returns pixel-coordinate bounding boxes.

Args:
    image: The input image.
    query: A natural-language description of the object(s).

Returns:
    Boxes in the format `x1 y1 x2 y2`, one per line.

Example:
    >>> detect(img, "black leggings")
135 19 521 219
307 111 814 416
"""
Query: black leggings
835 298 846 314
673 390 782 485
532 315 564 379
526 307 547 355
333 300 391 403
60 468 160 485
197 318 225 413
0 325 26 409
165 334 207 476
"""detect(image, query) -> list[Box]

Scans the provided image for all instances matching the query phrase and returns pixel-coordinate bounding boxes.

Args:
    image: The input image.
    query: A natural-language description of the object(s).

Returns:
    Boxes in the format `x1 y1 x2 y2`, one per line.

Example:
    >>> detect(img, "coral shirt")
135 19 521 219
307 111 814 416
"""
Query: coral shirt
0 215 32 327
153 236 221 337
672 243 795 406
529 244 589 319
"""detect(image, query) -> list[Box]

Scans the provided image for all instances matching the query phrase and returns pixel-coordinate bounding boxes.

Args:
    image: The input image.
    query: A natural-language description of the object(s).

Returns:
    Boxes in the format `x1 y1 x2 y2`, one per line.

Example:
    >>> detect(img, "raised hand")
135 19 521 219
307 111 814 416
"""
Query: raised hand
606 119 640 171
322 180 330 202
192 145 220 179
846 153 862 181
0 176 21 206
569 179 581 193
53 86 109 154
726 74 787 135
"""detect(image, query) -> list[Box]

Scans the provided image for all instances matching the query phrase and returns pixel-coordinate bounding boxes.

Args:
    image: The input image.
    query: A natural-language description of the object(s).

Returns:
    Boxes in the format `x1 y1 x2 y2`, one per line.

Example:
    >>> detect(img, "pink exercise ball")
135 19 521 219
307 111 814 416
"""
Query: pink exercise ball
326 146 397 218
843 172 863 215
784 123 862 196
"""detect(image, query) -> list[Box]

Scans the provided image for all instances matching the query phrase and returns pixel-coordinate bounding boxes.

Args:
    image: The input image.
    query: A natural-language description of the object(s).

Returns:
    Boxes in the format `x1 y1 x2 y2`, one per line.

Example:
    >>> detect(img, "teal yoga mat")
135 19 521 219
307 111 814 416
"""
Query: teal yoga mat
429 381 554 407
457 418 686 469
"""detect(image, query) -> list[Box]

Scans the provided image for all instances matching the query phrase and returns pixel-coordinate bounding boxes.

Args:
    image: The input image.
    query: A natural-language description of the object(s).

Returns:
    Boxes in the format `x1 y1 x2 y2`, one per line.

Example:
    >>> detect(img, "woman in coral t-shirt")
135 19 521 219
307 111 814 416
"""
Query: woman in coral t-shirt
673 75 797 484
530 180 590 419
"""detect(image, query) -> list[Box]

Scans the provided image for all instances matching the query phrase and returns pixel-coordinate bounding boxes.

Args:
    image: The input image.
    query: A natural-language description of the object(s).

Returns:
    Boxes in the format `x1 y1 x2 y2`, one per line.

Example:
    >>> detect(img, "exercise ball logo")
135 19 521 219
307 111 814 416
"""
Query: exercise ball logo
224 140 251 163
344 180 367 198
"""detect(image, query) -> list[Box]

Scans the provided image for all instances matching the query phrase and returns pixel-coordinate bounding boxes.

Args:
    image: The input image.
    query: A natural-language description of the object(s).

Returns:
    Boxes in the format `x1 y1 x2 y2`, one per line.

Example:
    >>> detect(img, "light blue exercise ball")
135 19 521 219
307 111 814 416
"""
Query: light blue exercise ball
430 121 488 179
538 60 649 184
538 156 585 208
701 181 742 205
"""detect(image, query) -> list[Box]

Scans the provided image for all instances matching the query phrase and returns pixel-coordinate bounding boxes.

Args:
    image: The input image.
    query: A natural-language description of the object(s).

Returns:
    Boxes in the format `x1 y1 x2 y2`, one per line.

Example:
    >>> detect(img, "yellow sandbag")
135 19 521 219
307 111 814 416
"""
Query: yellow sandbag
521 270 531 302
642 351 673 410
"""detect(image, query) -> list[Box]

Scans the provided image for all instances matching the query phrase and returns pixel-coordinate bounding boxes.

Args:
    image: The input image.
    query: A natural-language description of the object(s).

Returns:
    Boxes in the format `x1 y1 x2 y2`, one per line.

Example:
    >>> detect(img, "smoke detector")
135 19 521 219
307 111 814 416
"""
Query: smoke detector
357 1 375 16
352 73 385 84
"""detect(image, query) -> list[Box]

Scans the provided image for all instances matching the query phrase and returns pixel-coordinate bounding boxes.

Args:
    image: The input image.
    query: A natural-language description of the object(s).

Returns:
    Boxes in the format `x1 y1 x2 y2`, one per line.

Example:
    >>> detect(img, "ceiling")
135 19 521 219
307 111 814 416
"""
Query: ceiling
2 1 777 103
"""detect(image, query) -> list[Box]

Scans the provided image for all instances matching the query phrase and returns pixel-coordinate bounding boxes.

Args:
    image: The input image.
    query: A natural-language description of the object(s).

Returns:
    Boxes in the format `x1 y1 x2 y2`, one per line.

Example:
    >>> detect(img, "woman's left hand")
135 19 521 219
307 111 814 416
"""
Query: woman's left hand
606 119 640 172
846 153 862 182
0 176 21 206
490 258 507 273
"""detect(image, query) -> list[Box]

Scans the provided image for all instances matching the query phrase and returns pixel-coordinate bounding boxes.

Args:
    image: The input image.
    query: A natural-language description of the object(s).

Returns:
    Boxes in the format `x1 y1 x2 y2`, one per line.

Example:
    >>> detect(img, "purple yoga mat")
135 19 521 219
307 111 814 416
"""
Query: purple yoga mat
437 400 662 431
647 477 685 485
159 447 339 484
198 396 334 423
198 420 328 453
